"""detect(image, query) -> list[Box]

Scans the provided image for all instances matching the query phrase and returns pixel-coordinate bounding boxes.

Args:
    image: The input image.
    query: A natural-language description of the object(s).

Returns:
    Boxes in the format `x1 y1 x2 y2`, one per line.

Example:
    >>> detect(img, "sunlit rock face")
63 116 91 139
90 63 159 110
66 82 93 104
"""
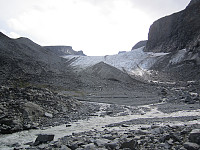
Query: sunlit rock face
145 0 200 53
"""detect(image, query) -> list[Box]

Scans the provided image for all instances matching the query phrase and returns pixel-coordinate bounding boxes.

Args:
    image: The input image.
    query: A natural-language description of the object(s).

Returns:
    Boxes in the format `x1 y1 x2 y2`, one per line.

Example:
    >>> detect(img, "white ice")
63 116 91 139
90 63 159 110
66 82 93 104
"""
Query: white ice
62 47 168 77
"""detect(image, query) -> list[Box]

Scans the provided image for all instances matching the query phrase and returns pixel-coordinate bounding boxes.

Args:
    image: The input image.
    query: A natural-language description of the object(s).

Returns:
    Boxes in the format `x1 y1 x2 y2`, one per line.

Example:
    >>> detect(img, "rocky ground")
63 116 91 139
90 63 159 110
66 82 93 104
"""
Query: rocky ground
0 86 101 134
28 124 200 150
0 80 199 150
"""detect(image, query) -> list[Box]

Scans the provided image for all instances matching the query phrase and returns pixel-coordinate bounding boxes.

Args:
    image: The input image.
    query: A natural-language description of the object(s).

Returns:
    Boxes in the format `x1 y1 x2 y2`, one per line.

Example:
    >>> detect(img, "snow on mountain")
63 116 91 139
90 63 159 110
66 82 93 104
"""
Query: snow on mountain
63 47 168 77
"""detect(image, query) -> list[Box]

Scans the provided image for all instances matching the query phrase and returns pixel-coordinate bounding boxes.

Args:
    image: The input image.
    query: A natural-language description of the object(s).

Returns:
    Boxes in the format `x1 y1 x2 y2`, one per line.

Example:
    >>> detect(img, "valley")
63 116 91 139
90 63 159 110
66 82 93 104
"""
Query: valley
0 0 200 149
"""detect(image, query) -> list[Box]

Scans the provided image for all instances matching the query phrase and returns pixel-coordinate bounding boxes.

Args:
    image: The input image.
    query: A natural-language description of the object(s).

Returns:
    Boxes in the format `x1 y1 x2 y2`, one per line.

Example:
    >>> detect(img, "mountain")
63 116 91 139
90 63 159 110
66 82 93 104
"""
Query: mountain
145 0 200 53
142 0 200 81
44 46 86 56
0 32 81 89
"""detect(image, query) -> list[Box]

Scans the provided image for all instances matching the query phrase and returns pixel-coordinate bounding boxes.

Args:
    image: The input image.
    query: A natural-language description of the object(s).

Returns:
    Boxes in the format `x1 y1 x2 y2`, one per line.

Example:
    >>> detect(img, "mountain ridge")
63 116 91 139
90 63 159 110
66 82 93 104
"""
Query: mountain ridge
145 1 200 53
0 32 81 89
44 46 86 56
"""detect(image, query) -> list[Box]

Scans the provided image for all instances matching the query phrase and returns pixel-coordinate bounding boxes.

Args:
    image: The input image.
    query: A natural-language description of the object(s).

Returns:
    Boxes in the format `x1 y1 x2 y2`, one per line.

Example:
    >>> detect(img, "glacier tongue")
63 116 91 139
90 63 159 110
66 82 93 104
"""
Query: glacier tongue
63 47 168 77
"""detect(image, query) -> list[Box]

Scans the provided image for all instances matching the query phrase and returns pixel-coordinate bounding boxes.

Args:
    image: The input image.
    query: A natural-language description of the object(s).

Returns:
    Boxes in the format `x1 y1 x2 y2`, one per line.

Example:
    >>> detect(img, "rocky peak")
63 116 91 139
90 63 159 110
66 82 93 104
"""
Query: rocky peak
0 32 11 42
0 32 7 38
187 0 200 7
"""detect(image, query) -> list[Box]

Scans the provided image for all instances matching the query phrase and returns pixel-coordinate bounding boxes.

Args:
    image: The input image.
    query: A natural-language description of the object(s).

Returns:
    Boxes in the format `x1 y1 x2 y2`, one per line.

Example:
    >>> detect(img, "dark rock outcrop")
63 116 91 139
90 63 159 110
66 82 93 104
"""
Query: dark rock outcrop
188 0 200 7
44 46 86 56
132 40 147 50
145 1 200 53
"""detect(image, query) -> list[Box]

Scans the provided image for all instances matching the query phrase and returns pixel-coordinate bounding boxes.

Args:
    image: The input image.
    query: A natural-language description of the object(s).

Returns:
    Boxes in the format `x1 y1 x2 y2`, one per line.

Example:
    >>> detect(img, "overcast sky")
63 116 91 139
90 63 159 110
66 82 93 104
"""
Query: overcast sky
0 0 190 56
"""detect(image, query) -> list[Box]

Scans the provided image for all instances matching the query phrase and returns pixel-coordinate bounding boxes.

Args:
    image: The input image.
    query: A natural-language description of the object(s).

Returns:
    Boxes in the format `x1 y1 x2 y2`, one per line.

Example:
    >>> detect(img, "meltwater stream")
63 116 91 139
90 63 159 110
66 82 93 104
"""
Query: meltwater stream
0 102 199 150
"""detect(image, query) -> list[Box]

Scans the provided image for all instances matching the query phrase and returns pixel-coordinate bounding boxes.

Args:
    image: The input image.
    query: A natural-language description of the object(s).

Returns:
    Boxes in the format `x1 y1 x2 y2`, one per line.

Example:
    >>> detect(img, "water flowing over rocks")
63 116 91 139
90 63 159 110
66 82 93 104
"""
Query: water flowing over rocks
1 91 199 149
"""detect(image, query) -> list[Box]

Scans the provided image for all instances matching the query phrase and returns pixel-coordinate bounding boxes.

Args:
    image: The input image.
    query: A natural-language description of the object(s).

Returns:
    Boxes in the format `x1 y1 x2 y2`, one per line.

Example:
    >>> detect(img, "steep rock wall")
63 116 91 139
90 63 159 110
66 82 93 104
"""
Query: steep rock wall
145 0 200 53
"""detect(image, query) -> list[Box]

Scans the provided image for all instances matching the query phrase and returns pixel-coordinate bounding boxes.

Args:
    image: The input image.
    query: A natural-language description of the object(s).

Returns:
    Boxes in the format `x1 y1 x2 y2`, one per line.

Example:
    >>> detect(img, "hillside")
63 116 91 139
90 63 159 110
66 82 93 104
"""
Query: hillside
0 32 81 90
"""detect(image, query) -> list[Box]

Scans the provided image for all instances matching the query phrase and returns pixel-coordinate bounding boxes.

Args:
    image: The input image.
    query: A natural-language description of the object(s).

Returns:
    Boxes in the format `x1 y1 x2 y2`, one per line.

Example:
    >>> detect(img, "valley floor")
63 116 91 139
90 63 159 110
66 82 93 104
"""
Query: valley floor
0 81 199 150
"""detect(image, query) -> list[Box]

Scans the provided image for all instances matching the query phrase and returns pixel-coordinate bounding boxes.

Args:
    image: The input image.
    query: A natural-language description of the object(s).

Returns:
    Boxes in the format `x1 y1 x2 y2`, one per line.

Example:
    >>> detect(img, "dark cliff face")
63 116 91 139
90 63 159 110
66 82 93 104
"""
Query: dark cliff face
145 1 200 53
143 1 200 81
44 46 86 56
188 0 200 7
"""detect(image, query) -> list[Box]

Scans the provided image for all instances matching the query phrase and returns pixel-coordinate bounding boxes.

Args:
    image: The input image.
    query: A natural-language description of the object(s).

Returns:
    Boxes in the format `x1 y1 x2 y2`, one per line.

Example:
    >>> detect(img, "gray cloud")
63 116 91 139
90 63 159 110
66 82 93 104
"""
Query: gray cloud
84 0 190 20
128 0 190 20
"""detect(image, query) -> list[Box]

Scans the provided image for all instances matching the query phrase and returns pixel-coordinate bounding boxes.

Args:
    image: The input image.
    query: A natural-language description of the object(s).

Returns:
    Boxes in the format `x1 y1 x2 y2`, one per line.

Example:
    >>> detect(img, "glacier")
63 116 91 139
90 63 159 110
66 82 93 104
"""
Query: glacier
63 47 168 77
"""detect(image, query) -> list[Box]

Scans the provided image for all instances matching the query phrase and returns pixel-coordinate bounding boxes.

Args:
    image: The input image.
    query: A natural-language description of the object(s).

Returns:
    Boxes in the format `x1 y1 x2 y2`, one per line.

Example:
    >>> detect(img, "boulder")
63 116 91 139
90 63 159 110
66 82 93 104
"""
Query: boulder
161 88 168 96
83 143 96 150
105 142 118 149
34 134 54 146
44 112 53 118
94 139 110 147
170 133 181 143
159 134 170 143
185 96 195 104
151 127 164 134
120 139 138 150
60 145 71 150
23 102 44 121
189 129 200 144
183 142 200 150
